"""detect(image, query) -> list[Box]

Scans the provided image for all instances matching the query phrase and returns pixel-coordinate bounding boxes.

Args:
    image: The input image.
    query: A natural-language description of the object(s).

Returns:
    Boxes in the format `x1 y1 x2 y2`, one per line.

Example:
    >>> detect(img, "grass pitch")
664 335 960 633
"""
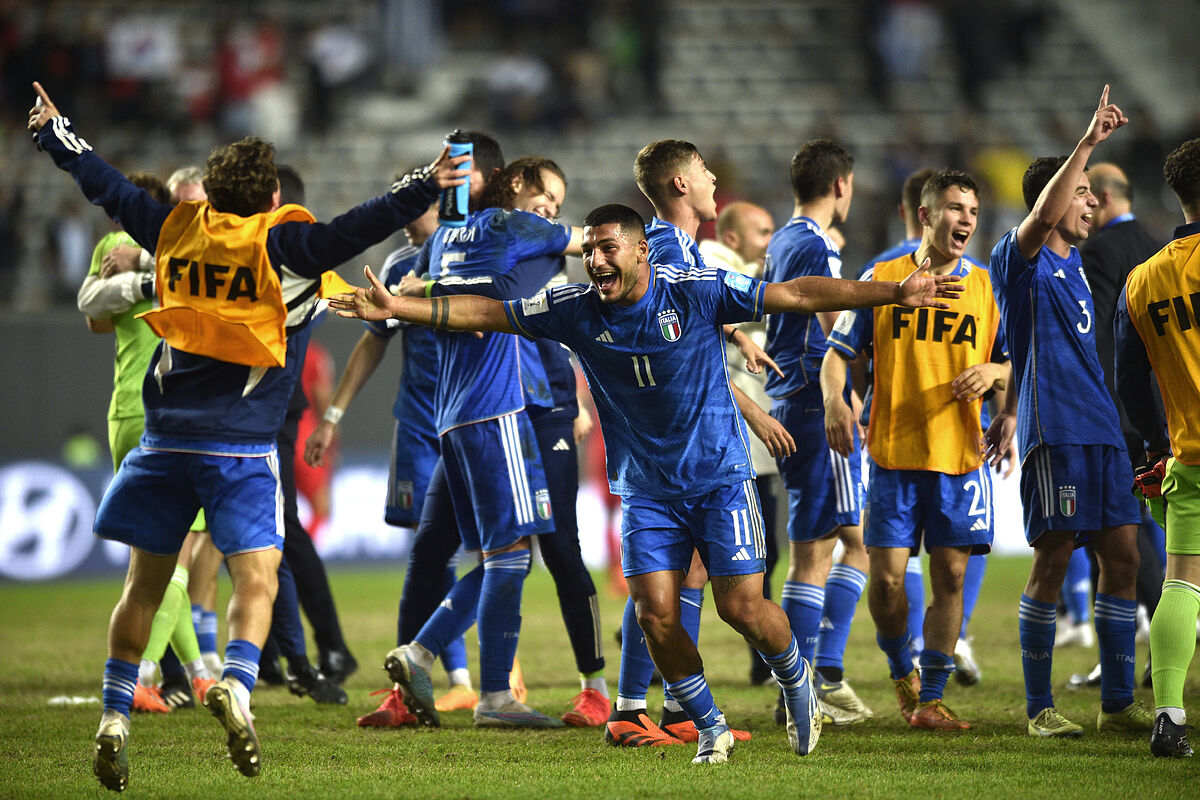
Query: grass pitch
1 555 1195 798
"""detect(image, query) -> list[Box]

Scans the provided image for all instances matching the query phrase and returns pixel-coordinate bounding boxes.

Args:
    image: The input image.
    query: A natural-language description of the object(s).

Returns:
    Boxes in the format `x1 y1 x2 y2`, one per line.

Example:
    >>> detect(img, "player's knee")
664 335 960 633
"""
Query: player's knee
634 604 676 645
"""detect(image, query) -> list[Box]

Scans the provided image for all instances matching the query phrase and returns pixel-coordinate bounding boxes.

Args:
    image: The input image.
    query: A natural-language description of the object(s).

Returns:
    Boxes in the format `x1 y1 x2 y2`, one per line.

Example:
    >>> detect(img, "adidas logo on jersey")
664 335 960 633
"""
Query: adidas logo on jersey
552 438 570 451
731 548 752 562
595 330 614 343
1053 269 1067 279
970 518 988 531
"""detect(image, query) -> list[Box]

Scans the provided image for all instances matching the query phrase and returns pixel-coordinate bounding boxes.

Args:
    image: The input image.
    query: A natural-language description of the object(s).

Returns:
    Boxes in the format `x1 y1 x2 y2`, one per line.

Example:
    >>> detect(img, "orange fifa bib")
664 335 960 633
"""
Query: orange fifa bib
138 202 315 367
867 256 1001 474
1124 232 1200 465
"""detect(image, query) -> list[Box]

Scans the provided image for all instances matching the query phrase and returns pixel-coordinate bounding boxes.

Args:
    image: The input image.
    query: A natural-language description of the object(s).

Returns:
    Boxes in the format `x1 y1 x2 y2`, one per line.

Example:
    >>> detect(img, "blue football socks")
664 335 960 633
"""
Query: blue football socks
477 550 531 693
1018 594 1056 718
1094 592 1137 713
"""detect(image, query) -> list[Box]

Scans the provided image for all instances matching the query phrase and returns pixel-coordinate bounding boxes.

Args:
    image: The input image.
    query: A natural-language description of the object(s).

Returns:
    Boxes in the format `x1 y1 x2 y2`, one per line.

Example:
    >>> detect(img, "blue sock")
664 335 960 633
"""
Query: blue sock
960 554 987 637
477 550 531 694
679 586 704 645
617 595 655 708
1063 549 1091 625
781 581 825 665
664 586 705 708
815 564 866 673
757 636 806 692
904 557 925 651
1018 594 1056 718
222 639 261 692
441 555 469 673
197 609 218 654
102 658 138 716
414 564 483 658
917 649 955 702
662 672 720 730
1094 593 1137 713
877 630 915 680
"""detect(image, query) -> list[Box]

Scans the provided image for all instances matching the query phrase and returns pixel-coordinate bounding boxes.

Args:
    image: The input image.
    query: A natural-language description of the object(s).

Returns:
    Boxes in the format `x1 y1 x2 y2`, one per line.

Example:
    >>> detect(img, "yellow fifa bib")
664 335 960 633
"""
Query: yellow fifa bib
1124 232 1200 465
868 256 1000 474
138 202 315 367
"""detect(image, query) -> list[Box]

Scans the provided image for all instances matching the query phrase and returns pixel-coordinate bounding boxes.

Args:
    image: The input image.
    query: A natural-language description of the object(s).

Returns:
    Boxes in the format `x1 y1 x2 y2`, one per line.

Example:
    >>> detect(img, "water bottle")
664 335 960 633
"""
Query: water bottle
438 129 472 227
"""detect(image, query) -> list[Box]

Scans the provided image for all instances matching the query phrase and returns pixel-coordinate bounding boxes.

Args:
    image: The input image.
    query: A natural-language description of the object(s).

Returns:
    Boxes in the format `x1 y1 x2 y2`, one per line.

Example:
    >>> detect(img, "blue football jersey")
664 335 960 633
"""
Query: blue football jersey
425 208 570 433
764 216 843 399
646 216 705 268
989 228 1125 458
504 264 766 500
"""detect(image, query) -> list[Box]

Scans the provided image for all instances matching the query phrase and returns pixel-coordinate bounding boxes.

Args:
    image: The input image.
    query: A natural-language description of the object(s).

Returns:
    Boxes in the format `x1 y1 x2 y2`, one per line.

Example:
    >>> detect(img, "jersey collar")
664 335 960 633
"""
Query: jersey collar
1172 219 1200 241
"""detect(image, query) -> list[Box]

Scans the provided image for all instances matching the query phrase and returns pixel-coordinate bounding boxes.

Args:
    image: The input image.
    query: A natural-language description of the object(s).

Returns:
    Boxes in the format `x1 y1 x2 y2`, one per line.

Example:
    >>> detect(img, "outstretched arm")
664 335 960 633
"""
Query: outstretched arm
329 264 517 334
1015 85 1127 260
762 258 962 315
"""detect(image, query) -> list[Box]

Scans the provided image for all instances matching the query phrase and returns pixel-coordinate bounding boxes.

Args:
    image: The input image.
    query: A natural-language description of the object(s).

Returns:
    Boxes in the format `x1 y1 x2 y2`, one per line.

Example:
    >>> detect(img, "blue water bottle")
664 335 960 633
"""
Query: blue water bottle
438 129 472 227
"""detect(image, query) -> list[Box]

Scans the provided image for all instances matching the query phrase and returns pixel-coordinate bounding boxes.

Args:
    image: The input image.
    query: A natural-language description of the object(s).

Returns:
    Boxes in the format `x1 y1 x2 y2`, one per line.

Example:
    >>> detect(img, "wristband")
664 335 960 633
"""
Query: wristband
323 406 344 425
424 280 435 298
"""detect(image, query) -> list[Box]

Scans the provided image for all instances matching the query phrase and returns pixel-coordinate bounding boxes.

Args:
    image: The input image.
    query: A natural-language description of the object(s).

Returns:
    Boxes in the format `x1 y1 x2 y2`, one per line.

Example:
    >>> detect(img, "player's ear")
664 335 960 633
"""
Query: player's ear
917 205 931 227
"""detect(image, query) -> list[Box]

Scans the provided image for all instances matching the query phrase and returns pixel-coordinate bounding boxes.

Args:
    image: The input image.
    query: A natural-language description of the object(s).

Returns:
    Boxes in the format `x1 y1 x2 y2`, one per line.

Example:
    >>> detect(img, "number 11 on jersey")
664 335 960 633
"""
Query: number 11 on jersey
631 355 656 387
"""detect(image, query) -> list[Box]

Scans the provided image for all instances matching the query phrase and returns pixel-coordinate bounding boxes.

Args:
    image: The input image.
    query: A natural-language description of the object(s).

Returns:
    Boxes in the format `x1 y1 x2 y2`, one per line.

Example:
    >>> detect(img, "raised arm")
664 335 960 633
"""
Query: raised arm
329 264 516 334
29 82 171 251
1015 85 1127 260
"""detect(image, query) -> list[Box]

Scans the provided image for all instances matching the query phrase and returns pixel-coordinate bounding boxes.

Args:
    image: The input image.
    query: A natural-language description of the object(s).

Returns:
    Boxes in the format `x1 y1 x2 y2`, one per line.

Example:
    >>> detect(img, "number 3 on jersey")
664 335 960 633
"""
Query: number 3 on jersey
1076 299 1092 334
631 355 656 387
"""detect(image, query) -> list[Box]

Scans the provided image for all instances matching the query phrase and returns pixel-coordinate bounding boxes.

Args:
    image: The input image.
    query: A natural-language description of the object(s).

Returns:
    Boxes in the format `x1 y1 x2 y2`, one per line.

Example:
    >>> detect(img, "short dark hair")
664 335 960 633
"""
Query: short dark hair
790 140 854 204
128 171 169 205
203 136 277 217
276 164 305 206
582 204 646 243
902 168 936 221
1021 156 1069 211
1164 138 1200 209
634 140 701 204
921 169 980 210
480 156 565 212
465 131 505 182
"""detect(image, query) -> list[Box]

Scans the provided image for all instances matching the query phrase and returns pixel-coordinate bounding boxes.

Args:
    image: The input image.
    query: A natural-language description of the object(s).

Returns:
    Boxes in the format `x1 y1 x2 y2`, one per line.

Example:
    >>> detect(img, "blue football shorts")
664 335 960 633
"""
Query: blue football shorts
385 416 440 528
621 479 766 578
439 411 553 553
95 436 284 557
865 461 994 554
1020 443 1141 545
772 398 863 541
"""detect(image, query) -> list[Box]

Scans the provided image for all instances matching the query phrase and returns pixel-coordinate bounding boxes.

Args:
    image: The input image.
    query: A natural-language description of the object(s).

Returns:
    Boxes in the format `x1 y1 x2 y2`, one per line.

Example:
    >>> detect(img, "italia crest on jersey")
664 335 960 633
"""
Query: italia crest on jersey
1058 486 1077 517
535 489 552 520
396 481 414 510
658 310 682 342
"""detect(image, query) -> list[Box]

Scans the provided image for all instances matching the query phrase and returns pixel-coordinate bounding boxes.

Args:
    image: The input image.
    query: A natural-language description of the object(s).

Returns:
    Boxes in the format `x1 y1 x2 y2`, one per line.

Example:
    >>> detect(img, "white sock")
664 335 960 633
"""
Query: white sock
183 659 209 681
448 668 472 689
138 659 159 687
408 642 436 672
477 689 513 711
1157 706 1186 726
582 676 608 697
616 697 647 712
